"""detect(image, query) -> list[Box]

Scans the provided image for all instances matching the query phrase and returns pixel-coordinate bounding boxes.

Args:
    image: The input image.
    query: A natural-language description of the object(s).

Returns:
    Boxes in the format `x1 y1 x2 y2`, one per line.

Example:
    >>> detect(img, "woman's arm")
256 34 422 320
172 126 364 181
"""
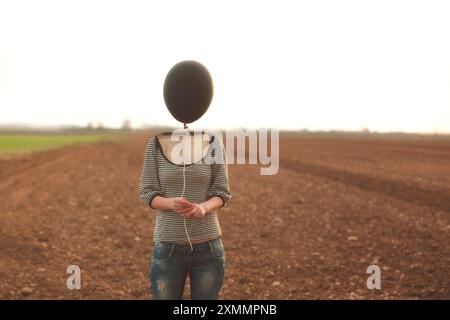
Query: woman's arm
139 137 166 208
172 196 224 219
150 195 176 211
206 136 232 207
151 195 223 219
200 196 224 214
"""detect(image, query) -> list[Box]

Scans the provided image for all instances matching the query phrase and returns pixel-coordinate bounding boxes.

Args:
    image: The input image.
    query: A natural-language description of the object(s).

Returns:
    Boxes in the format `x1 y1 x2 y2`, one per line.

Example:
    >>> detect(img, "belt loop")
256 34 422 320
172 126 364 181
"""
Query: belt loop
207 239 214 255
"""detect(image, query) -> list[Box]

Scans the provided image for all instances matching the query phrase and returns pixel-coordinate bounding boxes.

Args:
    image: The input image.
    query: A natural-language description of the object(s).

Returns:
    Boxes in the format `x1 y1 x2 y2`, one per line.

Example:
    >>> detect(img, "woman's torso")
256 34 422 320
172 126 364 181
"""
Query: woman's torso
151 134 223 244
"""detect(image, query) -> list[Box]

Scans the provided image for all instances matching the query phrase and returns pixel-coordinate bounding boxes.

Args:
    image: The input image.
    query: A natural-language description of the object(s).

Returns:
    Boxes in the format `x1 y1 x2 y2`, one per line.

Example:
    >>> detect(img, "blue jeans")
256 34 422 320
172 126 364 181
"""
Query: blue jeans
149 237 225 300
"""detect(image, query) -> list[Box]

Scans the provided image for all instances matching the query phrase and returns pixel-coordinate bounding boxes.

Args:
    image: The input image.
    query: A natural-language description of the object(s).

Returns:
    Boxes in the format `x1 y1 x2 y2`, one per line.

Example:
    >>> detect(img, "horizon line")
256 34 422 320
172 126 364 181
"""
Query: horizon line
0 122 449 136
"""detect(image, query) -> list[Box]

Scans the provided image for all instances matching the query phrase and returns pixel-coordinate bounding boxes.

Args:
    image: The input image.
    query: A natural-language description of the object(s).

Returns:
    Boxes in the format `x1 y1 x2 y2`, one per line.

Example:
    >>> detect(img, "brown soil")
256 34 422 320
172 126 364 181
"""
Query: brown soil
0 132 449 299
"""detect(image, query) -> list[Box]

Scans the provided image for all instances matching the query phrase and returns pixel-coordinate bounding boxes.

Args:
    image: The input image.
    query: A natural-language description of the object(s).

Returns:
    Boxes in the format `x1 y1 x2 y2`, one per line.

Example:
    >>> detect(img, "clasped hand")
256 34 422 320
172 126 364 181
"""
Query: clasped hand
173 197 206 219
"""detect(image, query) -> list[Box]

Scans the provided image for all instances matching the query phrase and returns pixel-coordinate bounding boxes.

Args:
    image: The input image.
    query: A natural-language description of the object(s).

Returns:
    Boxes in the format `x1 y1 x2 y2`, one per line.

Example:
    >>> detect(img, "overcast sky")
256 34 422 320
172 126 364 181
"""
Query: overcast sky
1 0 449 132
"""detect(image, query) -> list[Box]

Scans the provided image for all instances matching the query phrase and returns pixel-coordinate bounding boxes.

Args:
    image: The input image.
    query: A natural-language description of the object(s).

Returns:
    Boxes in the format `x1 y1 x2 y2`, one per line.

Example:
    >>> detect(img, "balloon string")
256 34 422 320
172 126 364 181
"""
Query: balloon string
181 127 193 252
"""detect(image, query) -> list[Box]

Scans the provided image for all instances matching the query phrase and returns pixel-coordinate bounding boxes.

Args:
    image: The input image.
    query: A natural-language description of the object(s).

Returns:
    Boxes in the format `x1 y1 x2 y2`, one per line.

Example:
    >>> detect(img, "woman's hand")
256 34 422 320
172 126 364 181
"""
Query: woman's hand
153 196 223 218
183 202 207 219
173 197 206 219
173 197 192 213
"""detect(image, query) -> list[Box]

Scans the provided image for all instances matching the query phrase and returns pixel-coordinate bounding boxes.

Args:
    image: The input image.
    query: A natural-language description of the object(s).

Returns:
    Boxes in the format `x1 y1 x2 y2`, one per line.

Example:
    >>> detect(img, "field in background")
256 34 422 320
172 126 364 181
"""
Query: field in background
0 130 449 299
0 133 120 154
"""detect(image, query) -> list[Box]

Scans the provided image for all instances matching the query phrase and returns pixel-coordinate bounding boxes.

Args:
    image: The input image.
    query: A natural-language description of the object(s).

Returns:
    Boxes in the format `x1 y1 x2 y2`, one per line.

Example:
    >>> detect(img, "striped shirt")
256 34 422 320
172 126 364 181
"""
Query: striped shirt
139 133 232 243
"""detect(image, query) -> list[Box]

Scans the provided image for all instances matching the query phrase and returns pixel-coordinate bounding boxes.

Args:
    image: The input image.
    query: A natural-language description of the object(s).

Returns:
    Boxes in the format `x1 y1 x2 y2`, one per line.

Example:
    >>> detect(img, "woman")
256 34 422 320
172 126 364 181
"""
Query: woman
139 130 231 300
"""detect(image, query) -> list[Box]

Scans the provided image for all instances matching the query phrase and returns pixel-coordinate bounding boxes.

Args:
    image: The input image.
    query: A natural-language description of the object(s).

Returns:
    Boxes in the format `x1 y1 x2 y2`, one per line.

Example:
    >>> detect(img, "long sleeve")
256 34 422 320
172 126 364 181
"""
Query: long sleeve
207 136 232 208
139 136 165 208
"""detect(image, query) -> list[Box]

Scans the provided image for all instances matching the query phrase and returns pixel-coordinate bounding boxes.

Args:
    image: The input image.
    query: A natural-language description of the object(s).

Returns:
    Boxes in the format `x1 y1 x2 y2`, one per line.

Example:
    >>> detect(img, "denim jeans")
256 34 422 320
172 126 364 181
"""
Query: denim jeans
149 237 225 300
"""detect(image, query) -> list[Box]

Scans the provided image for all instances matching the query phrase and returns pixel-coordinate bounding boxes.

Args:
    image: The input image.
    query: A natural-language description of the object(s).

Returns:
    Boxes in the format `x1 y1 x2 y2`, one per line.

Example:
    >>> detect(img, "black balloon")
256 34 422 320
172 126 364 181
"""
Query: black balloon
163 60 214 124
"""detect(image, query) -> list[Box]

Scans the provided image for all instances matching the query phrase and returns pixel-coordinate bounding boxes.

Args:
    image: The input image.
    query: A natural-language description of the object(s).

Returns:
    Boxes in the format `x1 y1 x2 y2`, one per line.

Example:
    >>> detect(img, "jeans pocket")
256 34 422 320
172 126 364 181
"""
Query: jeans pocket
152 242 175 261
208 238 225 258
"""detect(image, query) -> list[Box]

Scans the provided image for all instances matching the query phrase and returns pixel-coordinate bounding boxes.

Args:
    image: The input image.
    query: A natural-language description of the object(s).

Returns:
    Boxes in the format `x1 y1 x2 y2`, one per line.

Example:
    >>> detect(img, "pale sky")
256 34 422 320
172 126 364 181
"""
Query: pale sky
0 0 449 133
